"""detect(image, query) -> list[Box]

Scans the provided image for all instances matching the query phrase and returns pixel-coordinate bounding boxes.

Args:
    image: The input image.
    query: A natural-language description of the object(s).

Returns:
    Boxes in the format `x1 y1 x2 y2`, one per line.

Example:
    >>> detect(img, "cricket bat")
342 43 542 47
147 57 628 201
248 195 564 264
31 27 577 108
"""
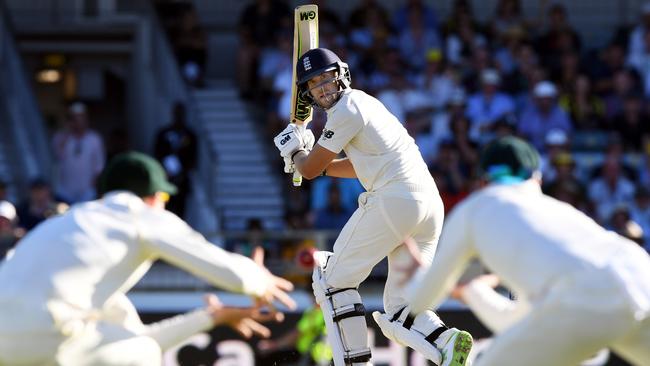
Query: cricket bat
289 4 319 186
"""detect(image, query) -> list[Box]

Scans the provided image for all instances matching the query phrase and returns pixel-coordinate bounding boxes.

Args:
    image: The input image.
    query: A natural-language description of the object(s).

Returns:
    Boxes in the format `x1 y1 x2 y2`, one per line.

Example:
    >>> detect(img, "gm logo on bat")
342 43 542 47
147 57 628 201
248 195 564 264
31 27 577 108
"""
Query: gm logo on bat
300 11 316 20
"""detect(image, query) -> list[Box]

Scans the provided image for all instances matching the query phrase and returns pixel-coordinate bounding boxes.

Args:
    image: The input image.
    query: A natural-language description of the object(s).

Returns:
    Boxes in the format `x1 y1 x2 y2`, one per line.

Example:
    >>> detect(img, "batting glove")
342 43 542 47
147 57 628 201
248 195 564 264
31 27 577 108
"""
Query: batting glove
273 123 313 160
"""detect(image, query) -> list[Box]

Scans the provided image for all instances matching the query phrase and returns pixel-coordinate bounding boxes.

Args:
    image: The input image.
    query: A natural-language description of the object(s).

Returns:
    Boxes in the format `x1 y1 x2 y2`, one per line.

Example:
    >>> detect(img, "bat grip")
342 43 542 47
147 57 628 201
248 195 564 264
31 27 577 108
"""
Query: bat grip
291 123 306 187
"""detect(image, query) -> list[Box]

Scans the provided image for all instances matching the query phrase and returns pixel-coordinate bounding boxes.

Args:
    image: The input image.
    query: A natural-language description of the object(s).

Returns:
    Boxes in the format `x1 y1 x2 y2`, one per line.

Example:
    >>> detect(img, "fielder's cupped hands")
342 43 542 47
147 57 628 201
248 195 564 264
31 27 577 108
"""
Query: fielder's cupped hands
251 246 297 314
205 294 278 339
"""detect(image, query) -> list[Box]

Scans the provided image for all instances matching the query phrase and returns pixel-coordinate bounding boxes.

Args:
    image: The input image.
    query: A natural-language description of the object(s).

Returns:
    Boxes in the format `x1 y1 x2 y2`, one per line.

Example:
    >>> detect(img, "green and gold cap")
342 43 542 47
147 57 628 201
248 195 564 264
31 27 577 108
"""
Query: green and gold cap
99 151 177 197
479 136 541 183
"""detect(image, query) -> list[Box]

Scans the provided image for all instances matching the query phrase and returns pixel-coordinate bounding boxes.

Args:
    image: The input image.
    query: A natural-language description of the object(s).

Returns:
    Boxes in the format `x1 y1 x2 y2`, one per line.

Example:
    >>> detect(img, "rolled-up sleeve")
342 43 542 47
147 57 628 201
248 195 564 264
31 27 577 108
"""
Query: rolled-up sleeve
139 211 271 297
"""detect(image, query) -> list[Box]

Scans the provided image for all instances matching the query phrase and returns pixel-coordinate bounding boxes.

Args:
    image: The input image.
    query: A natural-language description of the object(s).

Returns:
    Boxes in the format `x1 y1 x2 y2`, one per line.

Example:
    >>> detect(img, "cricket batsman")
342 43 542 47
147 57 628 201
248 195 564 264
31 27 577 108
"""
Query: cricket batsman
273 47 473 366
406 136 650 365
0 152 296 365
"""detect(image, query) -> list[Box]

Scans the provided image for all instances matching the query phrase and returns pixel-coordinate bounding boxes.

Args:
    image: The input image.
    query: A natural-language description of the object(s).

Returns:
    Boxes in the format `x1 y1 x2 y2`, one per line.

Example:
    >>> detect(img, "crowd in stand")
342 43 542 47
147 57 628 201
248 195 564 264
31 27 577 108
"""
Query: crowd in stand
0 100 198 260
237 0 650 254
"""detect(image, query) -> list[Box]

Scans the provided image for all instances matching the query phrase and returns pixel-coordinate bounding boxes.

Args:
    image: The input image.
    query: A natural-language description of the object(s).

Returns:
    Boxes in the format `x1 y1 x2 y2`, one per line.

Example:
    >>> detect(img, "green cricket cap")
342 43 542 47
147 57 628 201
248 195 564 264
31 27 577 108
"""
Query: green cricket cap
479 136 541 183
99 151 177 197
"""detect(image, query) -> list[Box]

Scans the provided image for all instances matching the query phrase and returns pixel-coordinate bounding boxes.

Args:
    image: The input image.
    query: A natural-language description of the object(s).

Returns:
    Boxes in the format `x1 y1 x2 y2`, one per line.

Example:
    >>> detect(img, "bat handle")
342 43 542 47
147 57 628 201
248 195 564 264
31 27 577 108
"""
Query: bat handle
292 171 303 186
291 123 306 187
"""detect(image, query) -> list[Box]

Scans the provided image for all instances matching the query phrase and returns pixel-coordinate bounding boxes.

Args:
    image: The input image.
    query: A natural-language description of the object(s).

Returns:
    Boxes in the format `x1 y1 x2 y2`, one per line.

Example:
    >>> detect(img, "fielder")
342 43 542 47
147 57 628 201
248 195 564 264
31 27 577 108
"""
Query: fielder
407 136 650 366
273 47 473 366
0 152 295 366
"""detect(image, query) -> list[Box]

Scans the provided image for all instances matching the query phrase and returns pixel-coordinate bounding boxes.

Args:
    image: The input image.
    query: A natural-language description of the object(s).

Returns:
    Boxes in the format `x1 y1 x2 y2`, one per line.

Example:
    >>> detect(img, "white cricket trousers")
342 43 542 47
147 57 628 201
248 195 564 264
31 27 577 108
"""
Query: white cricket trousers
475 265 650 366
322 190 444 315
0 323 162 366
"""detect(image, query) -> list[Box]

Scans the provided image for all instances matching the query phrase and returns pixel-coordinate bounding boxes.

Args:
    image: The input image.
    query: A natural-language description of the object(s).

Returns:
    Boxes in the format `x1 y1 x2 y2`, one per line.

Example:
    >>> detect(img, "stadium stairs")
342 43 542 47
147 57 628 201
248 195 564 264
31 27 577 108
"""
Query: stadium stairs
193 80 285 231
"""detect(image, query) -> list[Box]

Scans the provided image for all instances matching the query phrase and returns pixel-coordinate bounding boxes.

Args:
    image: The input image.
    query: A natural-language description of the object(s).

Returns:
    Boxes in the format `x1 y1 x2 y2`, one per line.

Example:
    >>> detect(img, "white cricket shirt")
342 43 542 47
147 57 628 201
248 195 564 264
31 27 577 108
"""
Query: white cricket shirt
0 192 270 334
319 89 435 194
408 180 650 316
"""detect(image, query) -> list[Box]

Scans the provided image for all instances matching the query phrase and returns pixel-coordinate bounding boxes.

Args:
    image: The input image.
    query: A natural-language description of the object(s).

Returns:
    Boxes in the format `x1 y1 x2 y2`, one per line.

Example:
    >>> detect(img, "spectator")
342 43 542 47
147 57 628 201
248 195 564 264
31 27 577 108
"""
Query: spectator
608 92 650 152
518 81 572 151
416 49 458 110
154 102 198 219
539 128 570 183
16 178 68 232
313 184 353 233
558 74 605 131
587 156 637 224
488 0 528 43
52 102 105 204
444 0 486 66
0 200 23 259
542 152 589 212
236 0 291 99
397 5 442 73
392 0 438 34
465 69 516 143
603 68 640 121
626 1 650 75
590 42 626 95
448 114 480 169
429 88 467 157
170 5 207 87
535 3 582 72
259 27 293 96
626 28 650 98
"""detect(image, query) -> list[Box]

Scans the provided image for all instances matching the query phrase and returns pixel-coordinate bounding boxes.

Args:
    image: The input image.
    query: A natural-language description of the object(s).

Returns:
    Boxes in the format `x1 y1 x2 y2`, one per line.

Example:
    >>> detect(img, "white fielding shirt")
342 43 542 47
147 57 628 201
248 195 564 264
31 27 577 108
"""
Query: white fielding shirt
0 192 271 336
319 89 435 194
408 180 650 318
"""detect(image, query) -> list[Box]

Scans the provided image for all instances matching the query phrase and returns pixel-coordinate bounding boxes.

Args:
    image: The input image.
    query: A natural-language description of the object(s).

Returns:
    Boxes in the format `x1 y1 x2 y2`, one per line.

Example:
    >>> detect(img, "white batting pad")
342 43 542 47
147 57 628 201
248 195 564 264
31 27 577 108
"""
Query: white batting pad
313 252 372 365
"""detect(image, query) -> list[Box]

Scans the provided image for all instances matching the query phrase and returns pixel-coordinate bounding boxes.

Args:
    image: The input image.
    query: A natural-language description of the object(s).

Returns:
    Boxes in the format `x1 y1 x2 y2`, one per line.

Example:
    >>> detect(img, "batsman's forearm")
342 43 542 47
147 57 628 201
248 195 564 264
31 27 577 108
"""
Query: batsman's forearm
323 158 357 178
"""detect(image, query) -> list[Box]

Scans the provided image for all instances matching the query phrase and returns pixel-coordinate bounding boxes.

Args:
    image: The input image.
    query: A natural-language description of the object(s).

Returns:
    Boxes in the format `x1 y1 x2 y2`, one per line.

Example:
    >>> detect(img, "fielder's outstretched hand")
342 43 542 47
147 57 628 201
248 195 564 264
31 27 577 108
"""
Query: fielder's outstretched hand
205 294 280 338
251 246 297 312
450 274 500 303
396 237 424 286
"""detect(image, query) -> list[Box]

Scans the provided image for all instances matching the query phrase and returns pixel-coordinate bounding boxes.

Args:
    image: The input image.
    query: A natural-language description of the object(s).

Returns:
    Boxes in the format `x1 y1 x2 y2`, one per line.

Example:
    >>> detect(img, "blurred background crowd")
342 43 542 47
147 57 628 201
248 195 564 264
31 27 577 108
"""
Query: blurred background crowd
235 0 650 258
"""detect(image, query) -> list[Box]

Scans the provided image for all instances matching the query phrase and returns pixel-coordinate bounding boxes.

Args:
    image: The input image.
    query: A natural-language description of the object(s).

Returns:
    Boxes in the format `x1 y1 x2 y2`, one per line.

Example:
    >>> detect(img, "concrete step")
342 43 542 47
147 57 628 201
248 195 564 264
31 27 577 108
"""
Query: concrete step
223 217 285 231
193 89 239 99
217 164 270 175
216 174 276 185
216 196 283 206
216 184 282 196
214 144 265 155
202 119 254 133
198 110 249 120
195 100 246 111
217 154 268 163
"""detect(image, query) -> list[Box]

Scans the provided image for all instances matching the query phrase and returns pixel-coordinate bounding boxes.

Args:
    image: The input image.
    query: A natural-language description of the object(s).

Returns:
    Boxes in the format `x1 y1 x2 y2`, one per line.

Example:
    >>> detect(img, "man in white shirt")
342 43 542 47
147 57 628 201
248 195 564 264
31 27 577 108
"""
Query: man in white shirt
273 48 472 366
0 152 295 366
406 136 650 365
52 102 106 204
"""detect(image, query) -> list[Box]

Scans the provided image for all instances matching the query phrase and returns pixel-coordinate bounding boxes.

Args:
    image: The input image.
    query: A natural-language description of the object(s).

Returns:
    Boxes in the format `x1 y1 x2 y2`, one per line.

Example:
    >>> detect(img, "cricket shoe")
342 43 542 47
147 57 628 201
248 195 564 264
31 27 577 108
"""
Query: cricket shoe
435 328 473 366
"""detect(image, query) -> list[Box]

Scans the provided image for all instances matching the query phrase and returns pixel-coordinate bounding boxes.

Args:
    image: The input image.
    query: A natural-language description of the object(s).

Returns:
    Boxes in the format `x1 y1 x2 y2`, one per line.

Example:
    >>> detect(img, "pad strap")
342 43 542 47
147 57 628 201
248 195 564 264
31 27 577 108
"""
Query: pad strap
345 348 372 363
425 325 448 345
333 303 366 322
